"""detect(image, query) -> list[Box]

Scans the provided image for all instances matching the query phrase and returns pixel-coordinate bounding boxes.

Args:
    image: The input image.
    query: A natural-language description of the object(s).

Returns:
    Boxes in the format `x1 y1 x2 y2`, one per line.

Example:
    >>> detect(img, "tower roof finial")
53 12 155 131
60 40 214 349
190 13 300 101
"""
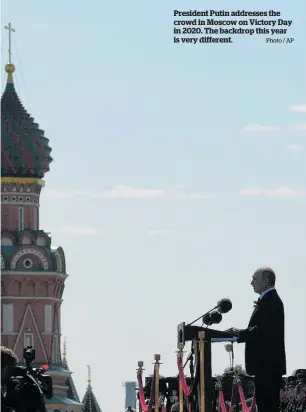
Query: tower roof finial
63 337 67 362
87 365 92 385
4 22 16 83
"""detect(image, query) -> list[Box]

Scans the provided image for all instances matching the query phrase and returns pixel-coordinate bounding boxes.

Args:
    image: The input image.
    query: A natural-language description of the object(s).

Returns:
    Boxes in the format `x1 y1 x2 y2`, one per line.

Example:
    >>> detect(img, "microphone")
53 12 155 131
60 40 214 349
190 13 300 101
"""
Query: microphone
202 310 222 326
224 344 233 353
186 297 233 328
217 298 232 314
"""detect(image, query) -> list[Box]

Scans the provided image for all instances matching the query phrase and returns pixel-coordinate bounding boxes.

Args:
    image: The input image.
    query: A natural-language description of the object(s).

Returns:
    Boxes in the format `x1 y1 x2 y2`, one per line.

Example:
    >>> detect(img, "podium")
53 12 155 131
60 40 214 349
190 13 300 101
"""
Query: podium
177 323 236 412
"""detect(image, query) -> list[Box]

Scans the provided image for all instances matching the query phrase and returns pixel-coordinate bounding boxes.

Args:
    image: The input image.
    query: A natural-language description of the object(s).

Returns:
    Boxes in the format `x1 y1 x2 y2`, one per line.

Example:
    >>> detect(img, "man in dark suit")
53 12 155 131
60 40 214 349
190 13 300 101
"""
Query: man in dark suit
1 346 19 412
228 267 286 412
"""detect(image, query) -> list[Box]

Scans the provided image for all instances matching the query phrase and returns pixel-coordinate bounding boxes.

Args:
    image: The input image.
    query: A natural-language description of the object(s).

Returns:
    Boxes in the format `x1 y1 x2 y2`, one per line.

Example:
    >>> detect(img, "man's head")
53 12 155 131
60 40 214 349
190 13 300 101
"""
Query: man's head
1 346 18 384
251 266 276 295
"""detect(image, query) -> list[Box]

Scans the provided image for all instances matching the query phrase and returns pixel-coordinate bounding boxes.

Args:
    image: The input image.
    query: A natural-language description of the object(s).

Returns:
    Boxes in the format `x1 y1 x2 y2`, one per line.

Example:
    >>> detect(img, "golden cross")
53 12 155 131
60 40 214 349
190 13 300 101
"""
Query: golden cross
4 22 15 63
87 365 92 384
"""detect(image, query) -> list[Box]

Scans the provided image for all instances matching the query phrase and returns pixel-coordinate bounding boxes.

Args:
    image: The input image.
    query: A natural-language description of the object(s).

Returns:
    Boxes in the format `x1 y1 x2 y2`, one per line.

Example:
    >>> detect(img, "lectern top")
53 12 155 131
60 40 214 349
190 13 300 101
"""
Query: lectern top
177 323 235 348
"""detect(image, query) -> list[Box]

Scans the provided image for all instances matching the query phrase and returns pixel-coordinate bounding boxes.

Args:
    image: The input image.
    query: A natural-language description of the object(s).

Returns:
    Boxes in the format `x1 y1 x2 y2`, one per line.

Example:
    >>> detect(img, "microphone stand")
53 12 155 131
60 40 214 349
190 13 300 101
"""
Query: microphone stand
231 343 234 372
228 351 232 370
183 318 216 369
183 346 194 369
183 317 221 369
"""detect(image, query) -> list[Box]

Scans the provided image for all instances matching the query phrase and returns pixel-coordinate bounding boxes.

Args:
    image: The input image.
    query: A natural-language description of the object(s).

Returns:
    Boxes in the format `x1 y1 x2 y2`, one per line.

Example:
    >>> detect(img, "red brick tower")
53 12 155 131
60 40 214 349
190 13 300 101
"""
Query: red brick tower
1 22 82 411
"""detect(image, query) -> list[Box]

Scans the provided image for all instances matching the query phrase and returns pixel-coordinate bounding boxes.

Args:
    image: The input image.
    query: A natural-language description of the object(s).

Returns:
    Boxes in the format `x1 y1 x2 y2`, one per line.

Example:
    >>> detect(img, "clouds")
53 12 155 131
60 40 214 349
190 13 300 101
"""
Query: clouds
44 185 217 201
284 144 300 151
92 185 164 199
242 105 305 152
240 187 306 197
53 225 100 236
242 124 305 134
242 125 280 132
290 105 306 113
53 226 176 237
243 104 306 135
48 184 305 239
295 124 306 132
44 190 86 199
148 229 176 237
45 183 306 203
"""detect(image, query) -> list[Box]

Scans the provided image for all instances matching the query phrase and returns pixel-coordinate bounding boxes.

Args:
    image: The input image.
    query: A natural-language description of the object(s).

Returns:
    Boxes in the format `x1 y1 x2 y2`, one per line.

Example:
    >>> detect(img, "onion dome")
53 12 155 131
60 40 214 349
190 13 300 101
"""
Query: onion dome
1 62 52 178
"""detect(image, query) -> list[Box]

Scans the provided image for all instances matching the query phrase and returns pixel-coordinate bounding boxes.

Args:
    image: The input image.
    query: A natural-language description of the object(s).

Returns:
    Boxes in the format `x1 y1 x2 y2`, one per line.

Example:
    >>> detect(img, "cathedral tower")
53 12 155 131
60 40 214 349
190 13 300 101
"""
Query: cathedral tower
1 23 82 411
82 366 102 412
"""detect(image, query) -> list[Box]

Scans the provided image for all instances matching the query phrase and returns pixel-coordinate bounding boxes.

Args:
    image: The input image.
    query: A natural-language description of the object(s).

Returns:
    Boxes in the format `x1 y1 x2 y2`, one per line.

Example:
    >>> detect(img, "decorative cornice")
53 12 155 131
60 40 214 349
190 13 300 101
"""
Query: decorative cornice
1 177 45 186
47 369 72 377
1 201 40 206
1 191 40 197
1 270 68 279
52 384 69 390
2 296 63 302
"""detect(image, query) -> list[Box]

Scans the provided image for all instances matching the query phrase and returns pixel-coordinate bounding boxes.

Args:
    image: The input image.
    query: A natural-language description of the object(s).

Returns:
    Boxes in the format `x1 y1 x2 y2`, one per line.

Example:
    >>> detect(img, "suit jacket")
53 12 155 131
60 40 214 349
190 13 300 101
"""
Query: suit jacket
1 392 13 412
238 289 286 376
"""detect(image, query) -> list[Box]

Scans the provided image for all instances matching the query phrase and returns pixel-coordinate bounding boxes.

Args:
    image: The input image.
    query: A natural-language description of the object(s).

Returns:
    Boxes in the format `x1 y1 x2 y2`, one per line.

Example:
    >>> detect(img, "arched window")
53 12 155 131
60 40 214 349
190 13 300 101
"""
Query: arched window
2 304 14 332
55 252 63 273
44 305 53 333
24 333 34 348
52 335 59 363
18 207 24 231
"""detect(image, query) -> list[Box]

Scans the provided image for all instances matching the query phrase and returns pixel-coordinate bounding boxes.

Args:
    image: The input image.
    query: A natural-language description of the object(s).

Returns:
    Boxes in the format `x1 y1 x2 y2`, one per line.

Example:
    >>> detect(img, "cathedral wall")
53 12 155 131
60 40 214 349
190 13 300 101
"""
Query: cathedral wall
0 202 38 231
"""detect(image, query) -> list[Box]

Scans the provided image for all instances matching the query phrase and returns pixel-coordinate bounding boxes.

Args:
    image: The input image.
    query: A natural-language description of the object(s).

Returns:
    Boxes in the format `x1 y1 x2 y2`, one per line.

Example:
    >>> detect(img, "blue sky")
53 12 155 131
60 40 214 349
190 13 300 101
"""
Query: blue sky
2 0 306 410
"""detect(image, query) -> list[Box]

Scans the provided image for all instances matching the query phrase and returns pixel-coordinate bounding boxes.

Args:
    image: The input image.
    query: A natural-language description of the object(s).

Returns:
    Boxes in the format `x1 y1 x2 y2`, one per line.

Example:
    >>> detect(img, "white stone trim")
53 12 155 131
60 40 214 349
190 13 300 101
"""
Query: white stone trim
2 296 63 302
13 304 48 361
11 248 49 269
13 305 48 359
1 332 18 336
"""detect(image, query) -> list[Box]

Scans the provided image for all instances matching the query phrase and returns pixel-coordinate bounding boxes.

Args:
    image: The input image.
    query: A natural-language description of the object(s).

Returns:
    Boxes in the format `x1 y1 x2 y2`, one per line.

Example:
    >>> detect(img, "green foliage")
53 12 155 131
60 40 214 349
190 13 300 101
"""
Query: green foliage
215 364 247 380
224 364 246 375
